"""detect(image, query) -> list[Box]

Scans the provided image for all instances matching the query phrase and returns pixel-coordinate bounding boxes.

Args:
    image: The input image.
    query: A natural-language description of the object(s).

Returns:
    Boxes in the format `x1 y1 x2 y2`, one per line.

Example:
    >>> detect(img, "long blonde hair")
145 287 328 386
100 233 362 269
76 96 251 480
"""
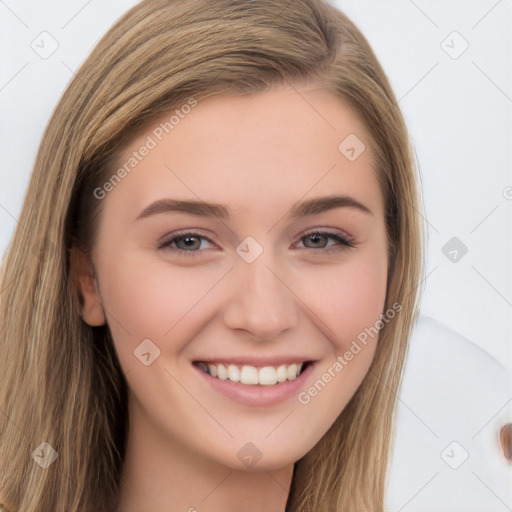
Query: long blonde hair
0 1 424 510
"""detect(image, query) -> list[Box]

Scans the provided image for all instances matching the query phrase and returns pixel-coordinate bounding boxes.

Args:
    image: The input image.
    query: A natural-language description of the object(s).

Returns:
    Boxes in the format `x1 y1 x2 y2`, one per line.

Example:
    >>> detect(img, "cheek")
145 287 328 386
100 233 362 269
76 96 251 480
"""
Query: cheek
97 252 226 364
339 259 388 341
292 253 388 435
298 250 388 352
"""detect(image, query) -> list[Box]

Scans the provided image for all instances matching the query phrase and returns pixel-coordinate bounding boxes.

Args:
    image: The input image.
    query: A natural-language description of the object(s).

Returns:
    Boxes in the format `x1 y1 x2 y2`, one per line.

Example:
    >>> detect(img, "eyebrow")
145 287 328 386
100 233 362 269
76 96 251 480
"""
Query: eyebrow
133 194 373 222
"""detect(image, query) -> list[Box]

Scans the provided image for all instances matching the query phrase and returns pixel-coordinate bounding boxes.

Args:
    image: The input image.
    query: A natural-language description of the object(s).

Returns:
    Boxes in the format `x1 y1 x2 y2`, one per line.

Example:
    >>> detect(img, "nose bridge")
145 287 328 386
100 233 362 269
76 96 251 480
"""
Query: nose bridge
222 246 298 340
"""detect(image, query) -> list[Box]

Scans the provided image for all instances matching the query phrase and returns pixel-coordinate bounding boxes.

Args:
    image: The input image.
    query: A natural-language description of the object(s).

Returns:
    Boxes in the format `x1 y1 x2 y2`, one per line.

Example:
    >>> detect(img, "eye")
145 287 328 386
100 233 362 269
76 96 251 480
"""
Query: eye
158 229 356 258
158 231 217 256
295 230 356 253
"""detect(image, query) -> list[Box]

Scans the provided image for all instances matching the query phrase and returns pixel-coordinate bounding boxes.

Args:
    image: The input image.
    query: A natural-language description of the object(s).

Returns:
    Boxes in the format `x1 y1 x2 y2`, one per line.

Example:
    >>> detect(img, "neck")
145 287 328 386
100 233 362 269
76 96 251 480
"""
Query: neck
115 400 293 512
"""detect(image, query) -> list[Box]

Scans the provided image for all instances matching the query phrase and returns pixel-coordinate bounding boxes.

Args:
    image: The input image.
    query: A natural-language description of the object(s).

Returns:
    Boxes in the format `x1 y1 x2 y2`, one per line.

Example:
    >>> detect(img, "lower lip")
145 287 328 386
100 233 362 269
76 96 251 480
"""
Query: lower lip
194 362 316 407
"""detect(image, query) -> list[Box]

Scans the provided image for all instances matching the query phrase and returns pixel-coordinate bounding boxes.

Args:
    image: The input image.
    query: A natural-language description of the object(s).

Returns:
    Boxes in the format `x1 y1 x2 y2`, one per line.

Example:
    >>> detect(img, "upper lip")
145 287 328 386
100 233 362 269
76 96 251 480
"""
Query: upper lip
193 357 315 367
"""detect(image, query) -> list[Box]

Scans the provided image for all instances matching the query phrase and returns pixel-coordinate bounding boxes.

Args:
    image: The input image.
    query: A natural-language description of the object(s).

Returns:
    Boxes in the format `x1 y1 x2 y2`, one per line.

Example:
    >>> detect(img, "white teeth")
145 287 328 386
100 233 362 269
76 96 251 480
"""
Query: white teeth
276 364 287 383
286 363 298 381
198 361 306 386
258 366 278 386
240 365 259 385
217 364 228 380
227 364 240 382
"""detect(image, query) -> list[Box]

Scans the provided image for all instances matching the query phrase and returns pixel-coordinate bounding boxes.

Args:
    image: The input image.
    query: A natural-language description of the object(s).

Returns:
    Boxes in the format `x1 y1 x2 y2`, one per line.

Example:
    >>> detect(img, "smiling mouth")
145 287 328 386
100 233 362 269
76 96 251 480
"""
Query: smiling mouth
194 361 310 386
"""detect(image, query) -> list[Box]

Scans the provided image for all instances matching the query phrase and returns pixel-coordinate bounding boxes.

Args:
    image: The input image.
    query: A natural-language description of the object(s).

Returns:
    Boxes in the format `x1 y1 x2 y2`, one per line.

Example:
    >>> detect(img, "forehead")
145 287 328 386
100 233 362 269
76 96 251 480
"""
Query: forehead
106 86 384 223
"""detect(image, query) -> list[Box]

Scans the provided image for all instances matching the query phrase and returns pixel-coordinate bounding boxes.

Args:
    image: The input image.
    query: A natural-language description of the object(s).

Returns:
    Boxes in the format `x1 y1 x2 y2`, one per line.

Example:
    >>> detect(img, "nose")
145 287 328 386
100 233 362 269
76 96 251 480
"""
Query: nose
222 252 299 341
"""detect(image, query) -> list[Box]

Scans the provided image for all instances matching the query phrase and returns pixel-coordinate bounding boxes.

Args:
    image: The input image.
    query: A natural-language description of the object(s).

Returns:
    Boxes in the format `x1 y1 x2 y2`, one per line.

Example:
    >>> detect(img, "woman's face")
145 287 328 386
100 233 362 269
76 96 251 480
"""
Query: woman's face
79 86 389 470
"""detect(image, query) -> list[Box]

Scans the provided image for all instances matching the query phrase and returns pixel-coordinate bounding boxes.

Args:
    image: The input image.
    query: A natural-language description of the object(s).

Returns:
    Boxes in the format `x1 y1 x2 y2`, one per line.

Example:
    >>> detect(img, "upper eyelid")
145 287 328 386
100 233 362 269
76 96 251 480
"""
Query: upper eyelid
159 229 220 247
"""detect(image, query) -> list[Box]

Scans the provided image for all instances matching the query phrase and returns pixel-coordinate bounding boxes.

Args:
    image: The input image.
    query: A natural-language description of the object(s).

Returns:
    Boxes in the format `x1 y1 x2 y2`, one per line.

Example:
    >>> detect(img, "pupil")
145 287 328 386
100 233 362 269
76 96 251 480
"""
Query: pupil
180 236 199 250
308 234 326 248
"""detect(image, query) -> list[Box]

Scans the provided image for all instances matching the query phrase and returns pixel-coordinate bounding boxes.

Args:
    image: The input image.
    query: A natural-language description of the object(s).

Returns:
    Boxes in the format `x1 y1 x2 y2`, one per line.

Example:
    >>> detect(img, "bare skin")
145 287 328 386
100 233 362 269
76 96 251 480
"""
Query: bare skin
75 85 388 512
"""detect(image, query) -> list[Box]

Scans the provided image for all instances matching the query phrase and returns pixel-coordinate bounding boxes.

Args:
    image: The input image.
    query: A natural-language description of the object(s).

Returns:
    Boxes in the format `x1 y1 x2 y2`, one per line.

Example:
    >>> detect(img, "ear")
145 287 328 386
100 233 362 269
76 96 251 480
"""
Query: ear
70 248 106 326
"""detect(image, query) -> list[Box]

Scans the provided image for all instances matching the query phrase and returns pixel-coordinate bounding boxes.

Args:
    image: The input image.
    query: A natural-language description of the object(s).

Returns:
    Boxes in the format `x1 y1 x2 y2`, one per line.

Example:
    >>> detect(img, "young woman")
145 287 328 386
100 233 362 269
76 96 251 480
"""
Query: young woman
0 1 424 511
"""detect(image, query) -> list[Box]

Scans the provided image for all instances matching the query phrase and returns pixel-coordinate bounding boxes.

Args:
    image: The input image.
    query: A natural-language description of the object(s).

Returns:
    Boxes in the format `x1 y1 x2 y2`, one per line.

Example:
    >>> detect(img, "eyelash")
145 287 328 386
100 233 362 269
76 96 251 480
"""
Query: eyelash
158 229 356 258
